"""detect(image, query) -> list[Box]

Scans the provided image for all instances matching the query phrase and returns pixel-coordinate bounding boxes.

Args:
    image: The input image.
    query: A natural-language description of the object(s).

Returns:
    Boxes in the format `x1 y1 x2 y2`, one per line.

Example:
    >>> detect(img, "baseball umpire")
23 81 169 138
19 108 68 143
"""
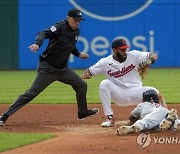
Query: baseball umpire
0 8 99 126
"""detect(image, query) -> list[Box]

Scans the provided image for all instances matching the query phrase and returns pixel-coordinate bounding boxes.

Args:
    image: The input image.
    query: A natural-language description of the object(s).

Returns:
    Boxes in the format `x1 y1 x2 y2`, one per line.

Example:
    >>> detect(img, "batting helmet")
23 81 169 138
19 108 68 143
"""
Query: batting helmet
143 89 159 103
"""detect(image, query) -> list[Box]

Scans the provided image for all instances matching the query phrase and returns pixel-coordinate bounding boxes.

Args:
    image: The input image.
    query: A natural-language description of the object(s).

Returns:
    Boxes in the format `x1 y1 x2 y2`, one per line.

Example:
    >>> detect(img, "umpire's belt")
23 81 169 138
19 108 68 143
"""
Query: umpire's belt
39 56 66 71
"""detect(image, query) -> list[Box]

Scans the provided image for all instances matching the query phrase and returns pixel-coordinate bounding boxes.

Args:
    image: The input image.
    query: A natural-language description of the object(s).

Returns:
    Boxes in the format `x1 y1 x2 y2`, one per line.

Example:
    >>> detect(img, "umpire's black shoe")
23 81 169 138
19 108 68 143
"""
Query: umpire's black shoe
78 108 99 120
0 114 9 126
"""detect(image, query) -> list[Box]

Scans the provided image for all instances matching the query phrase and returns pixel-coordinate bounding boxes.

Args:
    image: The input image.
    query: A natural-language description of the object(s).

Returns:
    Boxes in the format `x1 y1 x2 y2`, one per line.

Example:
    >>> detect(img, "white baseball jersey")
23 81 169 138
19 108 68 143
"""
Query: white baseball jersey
132 102 178 131
89 50 149 88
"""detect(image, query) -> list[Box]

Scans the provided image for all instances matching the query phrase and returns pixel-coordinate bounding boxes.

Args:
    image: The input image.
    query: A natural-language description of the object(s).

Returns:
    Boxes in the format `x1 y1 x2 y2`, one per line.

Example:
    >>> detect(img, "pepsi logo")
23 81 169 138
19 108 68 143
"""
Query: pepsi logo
69 0 154 21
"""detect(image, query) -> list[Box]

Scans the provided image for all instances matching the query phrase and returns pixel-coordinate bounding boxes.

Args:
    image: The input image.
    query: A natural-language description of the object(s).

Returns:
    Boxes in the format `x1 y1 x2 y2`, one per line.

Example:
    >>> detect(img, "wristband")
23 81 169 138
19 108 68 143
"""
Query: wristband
146 57 155 65
129 115 139 123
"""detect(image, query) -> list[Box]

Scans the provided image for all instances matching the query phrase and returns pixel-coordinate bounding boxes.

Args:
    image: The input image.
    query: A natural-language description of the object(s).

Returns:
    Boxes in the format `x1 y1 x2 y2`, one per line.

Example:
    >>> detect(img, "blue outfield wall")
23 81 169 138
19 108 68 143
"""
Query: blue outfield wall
19 0 180 69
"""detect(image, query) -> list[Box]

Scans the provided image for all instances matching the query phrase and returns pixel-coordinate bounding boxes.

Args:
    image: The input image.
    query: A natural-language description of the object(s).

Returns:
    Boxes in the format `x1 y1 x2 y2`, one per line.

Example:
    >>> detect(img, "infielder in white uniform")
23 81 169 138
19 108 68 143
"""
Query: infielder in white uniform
116 89 178 135
82 38 167 127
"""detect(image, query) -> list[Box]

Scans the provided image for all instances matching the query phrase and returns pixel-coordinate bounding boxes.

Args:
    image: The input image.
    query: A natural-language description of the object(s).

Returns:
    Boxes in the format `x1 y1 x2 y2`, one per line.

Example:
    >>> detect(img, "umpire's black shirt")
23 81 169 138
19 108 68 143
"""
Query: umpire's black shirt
35 19 81 69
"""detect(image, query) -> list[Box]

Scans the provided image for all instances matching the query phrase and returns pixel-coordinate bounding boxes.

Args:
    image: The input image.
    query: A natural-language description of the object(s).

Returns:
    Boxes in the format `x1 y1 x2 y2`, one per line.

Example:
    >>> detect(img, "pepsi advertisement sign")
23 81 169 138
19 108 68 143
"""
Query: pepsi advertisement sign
69 0 153 21
19 0 180 69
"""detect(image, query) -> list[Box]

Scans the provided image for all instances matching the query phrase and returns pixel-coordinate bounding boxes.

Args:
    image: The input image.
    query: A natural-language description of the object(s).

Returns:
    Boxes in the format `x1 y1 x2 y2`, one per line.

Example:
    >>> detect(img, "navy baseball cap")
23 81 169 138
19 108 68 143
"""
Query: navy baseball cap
112 38 130 49
68 8 85 20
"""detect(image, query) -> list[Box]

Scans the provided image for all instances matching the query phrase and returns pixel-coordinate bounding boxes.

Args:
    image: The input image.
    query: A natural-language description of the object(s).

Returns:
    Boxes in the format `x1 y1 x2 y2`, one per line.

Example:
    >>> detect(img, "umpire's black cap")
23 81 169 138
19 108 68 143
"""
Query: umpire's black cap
68 8 85 20
112 38 130 49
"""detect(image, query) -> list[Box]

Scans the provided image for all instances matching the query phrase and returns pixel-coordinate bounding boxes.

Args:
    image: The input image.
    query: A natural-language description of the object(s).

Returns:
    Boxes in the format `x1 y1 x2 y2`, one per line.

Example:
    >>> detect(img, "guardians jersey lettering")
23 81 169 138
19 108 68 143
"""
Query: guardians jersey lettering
108 64 135 78
89 51 149 88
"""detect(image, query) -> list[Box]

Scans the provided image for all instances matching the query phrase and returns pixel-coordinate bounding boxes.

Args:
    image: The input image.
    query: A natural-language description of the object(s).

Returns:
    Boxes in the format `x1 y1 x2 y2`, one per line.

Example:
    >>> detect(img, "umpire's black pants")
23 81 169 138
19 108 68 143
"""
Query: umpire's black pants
4 61 88 117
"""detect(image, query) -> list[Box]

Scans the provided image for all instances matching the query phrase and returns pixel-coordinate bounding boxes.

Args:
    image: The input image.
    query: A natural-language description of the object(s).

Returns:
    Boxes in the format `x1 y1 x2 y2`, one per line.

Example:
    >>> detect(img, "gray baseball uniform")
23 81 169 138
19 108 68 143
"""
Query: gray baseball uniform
132 102 178 131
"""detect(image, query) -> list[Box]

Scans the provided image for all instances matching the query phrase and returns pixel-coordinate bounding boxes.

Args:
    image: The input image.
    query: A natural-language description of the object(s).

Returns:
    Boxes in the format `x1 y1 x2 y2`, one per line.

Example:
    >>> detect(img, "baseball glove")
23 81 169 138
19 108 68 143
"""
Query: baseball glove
138 60 150 79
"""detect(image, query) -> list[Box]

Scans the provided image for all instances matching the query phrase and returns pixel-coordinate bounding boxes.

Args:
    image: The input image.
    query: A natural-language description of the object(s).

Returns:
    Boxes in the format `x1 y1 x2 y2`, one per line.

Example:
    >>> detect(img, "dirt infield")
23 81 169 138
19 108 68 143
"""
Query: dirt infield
0 104 180 154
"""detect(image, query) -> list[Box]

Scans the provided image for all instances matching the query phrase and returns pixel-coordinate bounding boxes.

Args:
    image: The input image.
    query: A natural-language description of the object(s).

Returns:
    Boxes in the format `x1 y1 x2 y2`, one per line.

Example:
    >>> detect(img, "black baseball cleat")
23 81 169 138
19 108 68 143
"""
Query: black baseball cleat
0 114 9 126
78 108 99 120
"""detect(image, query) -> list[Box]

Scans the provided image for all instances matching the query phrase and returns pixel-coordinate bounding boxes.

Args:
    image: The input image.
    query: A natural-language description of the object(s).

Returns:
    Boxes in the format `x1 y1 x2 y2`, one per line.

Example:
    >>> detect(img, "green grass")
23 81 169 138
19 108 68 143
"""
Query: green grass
0 68 179 152
0 70 104 104
0 69 180 104
0 132 55 152
142 68 180 103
